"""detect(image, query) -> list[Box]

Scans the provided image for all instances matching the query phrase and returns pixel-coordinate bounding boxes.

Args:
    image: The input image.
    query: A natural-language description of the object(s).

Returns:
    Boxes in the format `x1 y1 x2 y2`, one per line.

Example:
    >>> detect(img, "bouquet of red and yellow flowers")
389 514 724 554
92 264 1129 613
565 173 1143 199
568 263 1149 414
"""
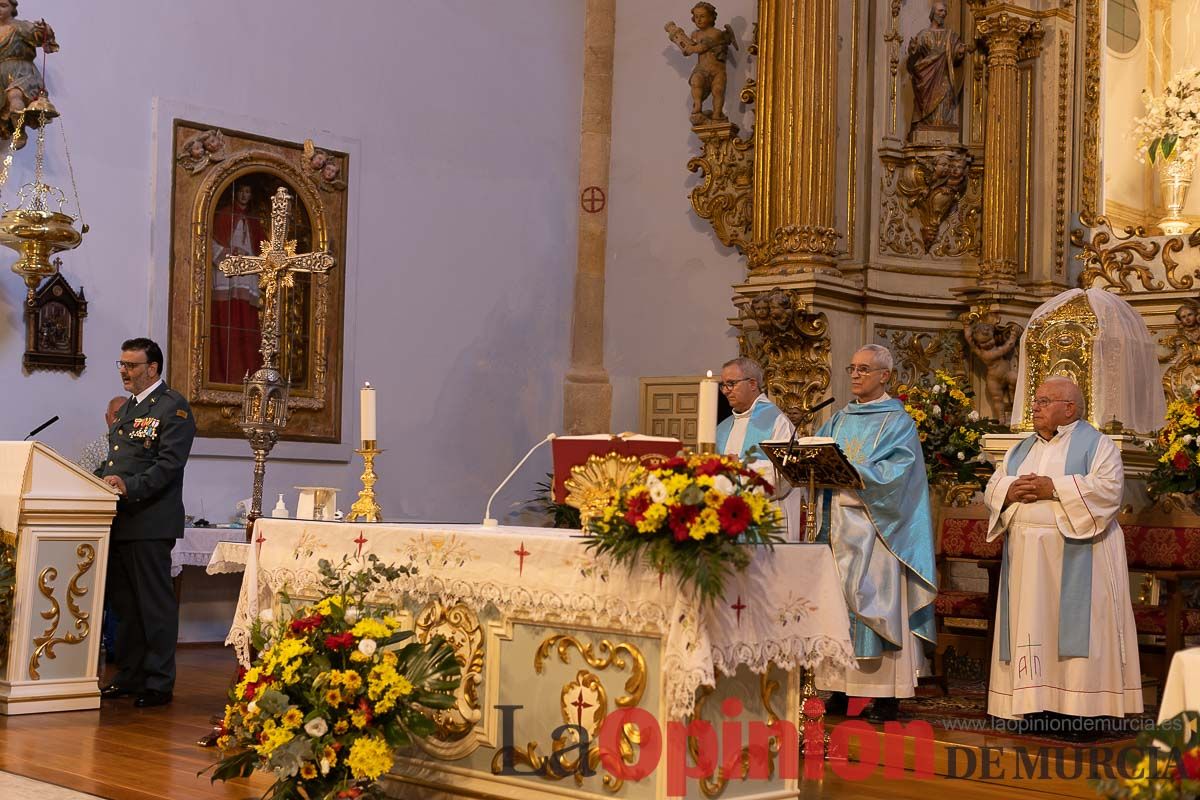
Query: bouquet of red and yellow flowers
1147 383 1200 501
897 370 1000 486
209 556 461 800
585 452 783 606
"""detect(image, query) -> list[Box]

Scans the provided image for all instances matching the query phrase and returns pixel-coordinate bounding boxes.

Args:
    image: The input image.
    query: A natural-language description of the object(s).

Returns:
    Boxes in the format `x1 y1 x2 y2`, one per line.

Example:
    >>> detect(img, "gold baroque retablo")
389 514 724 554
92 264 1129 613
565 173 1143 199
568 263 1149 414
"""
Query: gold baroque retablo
1021 293 1099 431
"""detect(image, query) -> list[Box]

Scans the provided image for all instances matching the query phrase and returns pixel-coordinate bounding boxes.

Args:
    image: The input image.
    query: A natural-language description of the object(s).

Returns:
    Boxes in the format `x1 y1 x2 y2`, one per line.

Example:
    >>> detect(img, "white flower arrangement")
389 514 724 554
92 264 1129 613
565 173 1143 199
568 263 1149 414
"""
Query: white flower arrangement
1133 66 1200 164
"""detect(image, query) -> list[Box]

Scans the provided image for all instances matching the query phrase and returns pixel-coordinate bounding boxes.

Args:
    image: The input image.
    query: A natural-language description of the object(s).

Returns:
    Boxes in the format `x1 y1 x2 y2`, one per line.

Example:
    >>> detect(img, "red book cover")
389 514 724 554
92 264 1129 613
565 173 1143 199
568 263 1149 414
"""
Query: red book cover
551 435 681 502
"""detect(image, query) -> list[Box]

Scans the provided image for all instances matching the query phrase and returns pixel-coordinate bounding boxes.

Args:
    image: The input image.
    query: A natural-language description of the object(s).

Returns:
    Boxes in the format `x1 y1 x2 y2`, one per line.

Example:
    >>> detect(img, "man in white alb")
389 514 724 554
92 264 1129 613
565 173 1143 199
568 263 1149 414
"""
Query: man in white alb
983 376 1142 731
715 357 801 540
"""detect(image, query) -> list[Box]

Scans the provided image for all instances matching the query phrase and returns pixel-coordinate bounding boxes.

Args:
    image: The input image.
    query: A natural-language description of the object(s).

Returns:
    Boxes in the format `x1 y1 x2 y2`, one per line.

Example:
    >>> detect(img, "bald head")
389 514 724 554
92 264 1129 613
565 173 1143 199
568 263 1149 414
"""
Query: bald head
1032 377 1082 438
105 395 126 427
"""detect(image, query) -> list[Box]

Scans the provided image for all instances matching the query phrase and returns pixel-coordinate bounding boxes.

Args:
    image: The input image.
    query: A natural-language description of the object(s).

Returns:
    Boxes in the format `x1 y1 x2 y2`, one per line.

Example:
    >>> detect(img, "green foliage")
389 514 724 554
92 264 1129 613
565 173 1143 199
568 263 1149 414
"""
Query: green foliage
524 473 582 529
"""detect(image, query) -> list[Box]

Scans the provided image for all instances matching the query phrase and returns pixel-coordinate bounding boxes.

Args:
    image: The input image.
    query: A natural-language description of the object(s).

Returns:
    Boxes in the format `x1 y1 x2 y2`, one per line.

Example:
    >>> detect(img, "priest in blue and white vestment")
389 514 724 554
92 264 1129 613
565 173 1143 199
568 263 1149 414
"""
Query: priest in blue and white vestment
715 357 801 540
983 376 1142 720
813 344 938 722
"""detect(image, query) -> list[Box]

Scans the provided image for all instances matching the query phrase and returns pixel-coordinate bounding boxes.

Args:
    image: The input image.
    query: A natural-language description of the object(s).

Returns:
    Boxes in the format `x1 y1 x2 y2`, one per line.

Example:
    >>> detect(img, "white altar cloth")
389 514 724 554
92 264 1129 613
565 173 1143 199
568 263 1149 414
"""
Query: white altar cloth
1158 647 1200 723
227 519 853 721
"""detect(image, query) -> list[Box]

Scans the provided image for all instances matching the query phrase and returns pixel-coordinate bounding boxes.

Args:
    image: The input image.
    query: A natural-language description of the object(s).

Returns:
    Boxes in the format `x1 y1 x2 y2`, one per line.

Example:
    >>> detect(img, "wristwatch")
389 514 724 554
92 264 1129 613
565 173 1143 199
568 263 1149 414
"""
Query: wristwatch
1050 488 1060 501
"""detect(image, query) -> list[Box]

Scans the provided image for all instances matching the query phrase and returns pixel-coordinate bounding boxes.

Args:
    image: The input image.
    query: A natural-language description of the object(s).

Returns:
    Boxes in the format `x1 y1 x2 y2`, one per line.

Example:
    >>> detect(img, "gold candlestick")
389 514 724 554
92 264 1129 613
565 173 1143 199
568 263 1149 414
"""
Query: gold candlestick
346 440 383 522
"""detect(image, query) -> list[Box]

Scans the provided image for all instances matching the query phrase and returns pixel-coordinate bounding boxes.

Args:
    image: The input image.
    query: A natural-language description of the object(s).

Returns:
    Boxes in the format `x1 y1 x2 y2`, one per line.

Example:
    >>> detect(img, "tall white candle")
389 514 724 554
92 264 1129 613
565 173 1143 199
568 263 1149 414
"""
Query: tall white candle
360 382 377 442
697 370 718 445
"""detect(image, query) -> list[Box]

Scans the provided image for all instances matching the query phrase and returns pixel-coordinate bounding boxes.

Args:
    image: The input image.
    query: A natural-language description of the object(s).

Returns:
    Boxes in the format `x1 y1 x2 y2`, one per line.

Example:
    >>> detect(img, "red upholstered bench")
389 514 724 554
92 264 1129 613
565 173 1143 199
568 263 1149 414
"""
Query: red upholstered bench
931 509 1001 691
1121 516 1200 690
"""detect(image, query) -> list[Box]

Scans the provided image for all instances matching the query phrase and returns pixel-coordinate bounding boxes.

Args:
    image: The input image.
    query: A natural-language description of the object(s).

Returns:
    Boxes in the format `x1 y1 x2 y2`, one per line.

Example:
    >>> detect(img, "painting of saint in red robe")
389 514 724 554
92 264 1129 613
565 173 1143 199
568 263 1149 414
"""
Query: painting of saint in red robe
209 183 267 384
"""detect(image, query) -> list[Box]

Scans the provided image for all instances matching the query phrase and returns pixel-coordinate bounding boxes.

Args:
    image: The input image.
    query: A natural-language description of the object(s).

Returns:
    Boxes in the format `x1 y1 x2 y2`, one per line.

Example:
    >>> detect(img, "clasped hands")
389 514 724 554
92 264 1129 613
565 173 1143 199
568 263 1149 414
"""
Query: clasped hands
1004 473 1055 505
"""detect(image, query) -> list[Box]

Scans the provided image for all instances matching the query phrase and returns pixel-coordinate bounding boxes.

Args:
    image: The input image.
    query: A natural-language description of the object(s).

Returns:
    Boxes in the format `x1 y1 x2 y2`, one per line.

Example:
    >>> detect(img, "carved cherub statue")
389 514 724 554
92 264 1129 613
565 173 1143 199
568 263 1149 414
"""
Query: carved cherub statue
964 318 1022 420
665 3 737 126
0 0 58 149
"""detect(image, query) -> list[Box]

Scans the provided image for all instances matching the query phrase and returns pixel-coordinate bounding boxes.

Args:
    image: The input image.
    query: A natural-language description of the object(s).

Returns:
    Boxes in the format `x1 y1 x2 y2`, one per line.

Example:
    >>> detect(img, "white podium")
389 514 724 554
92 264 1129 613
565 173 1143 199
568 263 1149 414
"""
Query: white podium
0 442 117 714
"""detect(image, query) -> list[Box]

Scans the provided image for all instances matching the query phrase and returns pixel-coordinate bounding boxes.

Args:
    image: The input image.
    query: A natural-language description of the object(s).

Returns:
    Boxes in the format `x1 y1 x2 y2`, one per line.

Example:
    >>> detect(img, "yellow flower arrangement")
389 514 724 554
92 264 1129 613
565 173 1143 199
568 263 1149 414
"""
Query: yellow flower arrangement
586 452 783 606
896 369 1002 486
208 557 462 800
1146 385 1200 500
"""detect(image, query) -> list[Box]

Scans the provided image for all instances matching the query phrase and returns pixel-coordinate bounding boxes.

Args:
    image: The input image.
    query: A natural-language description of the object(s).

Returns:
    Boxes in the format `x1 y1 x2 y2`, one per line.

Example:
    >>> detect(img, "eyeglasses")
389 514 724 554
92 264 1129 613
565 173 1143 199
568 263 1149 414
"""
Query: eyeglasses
719 378 753 391
844 366 885 376
1031 398 1073 408
115 360 148 371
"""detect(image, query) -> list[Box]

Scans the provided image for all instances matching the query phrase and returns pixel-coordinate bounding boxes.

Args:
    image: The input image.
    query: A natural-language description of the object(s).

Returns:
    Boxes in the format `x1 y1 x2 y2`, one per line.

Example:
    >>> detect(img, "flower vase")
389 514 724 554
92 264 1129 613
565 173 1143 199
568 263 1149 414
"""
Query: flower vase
1158 156 1196 235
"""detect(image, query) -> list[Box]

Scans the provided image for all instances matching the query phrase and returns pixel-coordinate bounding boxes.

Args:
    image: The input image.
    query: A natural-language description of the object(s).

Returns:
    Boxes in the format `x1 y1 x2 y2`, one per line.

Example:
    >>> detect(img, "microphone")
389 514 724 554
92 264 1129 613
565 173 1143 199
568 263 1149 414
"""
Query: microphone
483 433 557 527
785 396 836 461
24 415 60 441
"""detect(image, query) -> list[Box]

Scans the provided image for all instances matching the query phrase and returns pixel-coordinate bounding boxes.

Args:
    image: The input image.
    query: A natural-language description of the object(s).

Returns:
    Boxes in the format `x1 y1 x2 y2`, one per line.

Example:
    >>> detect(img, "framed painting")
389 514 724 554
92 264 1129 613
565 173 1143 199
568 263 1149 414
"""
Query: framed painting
167 120 348 442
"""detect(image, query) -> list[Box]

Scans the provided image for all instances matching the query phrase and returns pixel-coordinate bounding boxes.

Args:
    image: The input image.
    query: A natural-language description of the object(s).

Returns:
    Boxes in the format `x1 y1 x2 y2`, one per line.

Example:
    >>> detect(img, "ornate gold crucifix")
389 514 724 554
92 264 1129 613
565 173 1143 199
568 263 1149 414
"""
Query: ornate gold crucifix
218 187 334 374
218 187 336 524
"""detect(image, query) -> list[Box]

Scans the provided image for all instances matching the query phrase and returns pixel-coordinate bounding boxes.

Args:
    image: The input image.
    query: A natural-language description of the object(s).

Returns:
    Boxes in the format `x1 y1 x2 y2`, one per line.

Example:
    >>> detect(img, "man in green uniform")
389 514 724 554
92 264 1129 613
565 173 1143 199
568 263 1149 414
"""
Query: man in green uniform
97 338 196 708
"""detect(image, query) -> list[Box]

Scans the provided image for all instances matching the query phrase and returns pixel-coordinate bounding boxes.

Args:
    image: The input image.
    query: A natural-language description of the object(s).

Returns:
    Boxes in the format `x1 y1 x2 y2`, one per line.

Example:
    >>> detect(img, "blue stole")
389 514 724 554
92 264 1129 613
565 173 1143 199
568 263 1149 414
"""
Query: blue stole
997 421 1103 662
715 397 783 462
814 398 939 659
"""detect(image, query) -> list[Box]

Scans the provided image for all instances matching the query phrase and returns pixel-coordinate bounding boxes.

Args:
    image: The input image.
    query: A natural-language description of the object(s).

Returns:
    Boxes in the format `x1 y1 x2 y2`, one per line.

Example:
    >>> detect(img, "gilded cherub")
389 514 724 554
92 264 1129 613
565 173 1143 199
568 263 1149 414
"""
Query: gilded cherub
665 3 737 125
964 318 1022 420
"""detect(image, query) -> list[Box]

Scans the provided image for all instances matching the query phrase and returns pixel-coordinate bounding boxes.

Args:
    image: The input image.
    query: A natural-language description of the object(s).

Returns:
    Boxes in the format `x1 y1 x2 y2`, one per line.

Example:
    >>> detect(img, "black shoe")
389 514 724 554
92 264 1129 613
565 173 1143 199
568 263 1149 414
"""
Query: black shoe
99 682 139 700
823 692 849 716
865 697 900 723
134 689 173 708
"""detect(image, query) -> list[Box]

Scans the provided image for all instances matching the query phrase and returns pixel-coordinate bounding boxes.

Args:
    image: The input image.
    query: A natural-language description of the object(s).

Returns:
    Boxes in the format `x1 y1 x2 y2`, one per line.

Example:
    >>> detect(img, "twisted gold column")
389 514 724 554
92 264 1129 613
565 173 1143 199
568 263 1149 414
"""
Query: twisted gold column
749 0 840 274
976 10 1041 286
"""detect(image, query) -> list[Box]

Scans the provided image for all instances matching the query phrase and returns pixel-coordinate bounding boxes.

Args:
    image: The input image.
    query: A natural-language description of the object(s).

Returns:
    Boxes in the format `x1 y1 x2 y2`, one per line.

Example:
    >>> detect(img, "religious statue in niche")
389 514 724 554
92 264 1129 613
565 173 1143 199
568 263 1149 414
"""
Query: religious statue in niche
208 173 313 387
963 316 1022 421
906 1 968 141
665 2 737 126
301 140 347 193
176 129 228 174
23 271 86 374
1158 299 1200 401
0 0 57 148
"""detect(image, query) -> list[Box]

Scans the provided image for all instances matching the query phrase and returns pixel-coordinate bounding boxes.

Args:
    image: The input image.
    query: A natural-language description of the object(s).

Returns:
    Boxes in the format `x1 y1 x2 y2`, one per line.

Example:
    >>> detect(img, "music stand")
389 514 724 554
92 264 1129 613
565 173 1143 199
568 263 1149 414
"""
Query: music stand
761 438 863 542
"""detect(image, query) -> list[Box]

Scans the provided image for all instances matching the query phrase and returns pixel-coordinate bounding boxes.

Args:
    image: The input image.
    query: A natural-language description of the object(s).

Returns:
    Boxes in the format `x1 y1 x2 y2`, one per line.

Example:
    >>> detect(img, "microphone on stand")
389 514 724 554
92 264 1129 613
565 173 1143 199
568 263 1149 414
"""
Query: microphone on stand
24 415 60 441
483 433 557 527
785 396 836 461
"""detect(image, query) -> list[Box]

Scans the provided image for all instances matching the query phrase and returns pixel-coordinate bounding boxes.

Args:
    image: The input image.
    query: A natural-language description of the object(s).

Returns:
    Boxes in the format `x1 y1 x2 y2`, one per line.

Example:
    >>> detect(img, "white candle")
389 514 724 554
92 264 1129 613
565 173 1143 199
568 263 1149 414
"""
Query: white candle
697 370 718 445
360 382 377 442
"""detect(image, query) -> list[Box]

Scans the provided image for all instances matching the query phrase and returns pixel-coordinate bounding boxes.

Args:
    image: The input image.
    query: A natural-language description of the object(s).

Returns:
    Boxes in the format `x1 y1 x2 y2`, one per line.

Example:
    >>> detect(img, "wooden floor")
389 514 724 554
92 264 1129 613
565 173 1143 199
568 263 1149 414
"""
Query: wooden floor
0 645 1125 800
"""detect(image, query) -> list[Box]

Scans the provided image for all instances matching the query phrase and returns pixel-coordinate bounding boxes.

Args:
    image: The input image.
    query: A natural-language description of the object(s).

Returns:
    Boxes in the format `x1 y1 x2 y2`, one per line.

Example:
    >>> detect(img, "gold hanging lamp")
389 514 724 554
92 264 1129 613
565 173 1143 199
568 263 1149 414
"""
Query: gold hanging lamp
0 95 87 303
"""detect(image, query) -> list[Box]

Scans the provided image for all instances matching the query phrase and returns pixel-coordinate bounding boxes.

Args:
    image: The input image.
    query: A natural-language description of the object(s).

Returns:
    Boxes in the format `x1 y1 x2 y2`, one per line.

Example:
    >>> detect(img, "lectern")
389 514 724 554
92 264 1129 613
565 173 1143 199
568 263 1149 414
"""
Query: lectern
761 437 862 542
0 442 117 714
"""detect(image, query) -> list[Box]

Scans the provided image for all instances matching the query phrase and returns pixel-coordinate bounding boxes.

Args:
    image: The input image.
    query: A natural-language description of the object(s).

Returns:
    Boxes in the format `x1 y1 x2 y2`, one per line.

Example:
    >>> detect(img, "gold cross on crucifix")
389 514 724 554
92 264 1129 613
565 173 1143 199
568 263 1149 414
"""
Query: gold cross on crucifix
217 187 335 373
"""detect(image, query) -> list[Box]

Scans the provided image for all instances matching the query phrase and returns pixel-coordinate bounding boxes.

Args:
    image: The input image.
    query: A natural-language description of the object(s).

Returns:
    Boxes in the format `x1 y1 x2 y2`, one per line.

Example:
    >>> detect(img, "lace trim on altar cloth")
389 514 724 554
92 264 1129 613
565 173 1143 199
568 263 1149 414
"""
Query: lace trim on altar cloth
227 564 855 722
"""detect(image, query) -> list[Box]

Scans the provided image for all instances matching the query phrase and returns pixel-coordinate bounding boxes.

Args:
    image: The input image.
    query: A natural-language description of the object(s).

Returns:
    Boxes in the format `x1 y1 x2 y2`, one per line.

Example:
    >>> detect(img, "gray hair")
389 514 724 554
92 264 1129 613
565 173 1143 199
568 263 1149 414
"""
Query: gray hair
854 344 894 372
1041 376 1084 420
722 356 764 387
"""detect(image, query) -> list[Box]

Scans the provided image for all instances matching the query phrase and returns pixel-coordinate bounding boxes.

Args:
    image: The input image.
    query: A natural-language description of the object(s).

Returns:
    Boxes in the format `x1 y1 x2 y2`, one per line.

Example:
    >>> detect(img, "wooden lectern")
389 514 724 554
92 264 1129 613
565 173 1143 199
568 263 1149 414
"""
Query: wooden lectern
0 442 117 714
761 437 862 542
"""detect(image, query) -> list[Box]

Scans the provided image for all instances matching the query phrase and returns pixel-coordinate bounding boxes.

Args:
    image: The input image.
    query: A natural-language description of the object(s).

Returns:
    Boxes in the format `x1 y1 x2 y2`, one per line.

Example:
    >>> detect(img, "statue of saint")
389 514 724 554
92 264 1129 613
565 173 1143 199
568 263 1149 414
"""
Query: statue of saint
665 3 736 126
905 2 967 138
0 0 57 148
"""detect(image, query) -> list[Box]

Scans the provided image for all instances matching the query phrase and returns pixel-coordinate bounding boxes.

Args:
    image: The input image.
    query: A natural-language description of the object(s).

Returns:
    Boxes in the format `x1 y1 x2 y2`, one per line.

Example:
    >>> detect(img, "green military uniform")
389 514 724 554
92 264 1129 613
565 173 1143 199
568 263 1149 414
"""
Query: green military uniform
96 382 196 695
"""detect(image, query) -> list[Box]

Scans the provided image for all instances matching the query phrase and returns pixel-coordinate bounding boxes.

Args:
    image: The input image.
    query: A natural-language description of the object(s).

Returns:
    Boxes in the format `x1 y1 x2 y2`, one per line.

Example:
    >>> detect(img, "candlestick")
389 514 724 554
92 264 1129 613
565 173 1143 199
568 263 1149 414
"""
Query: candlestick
697 369 718 449
346 444 383 523
360 382 377 442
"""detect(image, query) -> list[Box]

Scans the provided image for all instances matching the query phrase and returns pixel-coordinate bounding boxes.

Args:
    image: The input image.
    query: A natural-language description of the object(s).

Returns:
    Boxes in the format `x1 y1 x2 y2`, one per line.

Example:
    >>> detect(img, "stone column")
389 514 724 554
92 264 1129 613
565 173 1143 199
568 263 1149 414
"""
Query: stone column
562 0 614 434
749 0 840 274
976 9 1042 287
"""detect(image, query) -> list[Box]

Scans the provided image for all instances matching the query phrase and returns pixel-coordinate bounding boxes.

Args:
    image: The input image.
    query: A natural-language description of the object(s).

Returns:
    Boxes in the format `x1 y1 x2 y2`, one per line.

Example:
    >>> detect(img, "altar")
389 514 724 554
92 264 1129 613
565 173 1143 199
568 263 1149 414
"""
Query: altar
229 519 854 799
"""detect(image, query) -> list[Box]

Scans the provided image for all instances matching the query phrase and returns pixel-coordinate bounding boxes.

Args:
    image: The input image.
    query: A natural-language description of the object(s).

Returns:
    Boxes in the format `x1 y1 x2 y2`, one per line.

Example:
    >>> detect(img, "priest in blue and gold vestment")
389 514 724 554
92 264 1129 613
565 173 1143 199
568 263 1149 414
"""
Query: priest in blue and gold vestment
814 344 937 722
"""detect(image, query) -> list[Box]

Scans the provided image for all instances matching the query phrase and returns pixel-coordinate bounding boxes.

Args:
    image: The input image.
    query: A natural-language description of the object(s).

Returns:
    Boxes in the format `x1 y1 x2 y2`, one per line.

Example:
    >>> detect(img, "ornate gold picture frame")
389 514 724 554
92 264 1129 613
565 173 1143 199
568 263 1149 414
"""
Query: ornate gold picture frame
167 120 348 442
